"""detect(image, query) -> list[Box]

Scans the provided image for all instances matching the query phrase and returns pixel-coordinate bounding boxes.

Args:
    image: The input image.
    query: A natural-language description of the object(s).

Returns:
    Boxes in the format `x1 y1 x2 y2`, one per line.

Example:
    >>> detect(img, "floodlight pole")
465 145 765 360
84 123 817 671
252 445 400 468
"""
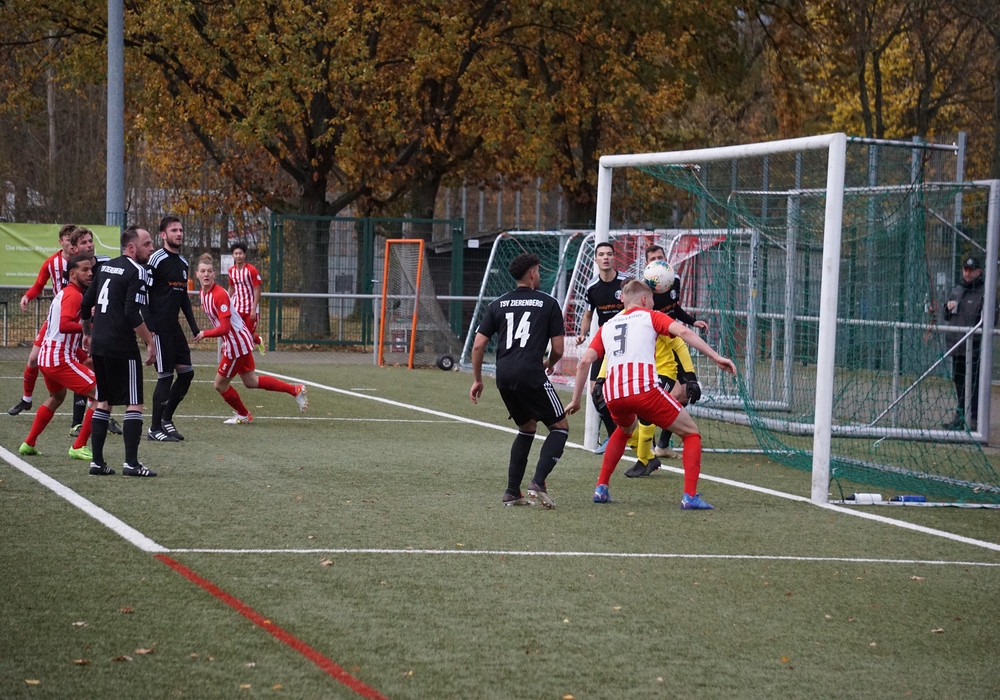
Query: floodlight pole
106 0 125 228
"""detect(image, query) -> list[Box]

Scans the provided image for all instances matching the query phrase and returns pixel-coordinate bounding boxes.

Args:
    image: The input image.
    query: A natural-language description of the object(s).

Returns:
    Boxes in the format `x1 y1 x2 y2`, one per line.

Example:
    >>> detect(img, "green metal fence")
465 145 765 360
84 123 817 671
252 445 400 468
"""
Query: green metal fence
265 214 466 348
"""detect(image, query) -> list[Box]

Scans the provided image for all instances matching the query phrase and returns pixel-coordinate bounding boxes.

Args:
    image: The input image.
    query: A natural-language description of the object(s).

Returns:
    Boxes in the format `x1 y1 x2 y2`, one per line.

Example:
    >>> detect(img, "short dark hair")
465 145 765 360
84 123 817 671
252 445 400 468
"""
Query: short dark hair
159 215 181 233
644 244 664 261
121 225 142 248
58 223 77 240
70 226 92 247
595 241 615 255
67 254 92 272
230 241 248 254
508 253 541 281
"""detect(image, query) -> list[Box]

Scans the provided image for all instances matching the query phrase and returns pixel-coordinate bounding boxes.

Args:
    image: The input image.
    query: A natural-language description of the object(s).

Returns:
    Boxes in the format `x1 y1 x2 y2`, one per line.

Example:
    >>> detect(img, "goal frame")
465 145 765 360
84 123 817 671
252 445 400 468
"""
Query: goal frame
592 133 1000 505
377 238 425 369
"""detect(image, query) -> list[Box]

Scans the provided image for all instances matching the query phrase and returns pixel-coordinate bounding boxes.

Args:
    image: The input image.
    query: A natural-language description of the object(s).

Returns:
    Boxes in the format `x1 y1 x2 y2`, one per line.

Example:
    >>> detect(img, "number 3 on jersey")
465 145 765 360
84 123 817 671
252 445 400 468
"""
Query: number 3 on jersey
504 311 532 349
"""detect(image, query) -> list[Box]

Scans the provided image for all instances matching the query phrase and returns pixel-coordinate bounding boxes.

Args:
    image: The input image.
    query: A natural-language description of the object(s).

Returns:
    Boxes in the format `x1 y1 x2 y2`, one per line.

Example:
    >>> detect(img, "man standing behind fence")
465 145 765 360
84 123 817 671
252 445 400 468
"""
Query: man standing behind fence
942 256 986 431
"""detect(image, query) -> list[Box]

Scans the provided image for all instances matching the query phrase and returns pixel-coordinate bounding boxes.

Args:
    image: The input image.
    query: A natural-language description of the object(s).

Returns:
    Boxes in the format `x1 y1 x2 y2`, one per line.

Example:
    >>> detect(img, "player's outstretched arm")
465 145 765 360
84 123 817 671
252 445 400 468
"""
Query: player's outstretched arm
565 348 599 414
669 322 737 376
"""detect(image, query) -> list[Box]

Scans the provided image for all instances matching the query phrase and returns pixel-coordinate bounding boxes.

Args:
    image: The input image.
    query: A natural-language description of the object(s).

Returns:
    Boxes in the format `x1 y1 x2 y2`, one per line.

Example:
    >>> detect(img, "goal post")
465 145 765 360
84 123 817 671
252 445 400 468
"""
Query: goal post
590 133 1000 506
377 238 461 369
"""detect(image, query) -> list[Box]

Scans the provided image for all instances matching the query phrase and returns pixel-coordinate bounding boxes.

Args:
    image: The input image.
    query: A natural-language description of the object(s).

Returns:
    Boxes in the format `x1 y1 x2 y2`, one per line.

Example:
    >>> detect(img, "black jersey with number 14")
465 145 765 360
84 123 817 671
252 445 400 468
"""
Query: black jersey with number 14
477 287 565 390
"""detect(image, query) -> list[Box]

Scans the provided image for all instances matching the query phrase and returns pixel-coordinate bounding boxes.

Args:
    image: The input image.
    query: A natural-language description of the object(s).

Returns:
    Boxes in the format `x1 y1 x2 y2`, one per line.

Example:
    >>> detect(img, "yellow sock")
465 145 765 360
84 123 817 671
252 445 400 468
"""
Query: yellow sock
636 422 656 462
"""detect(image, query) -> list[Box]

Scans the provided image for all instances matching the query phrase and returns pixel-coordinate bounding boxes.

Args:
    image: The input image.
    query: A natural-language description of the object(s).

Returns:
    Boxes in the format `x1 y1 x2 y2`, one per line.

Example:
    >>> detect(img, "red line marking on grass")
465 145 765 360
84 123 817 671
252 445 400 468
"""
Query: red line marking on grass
155 554 389 699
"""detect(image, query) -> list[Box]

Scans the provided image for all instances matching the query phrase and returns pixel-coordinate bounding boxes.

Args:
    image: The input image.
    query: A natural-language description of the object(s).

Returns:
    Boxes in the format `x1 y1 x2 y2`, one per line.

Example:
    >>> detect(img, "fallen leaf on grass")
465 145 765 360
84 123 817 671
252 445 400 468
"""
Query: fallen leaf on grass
239 684 251 689
931 628 944 633
272 685 283 690
781 656 790 663
72 659 89 665
135 648 155 655
245 662 256 668
319 558 334 567
113 655 133 662
25 680 40 686
72 621 87 627
120 606 134 614
612 606 621 611
563 695 576 699
910 576 926 581
869 642 877 647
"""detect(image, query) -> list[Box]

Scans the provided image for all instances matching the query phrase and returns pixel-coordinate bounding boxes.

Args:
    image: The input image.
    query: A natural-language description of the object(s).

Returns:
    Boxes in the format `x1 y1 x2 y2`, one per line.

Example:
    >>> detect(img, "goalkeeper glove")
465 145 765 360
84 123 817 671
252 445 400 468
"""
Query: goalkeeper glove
686 380 702 404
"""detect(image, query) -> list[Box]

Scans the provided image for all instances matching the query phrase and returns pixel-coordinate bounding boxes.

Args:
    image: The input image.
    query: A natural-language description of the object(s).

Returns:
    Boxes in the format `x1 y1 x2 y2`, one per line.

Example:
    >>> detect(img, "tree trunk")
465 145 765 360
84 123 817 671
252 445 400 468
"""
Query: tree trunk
296 180 332 338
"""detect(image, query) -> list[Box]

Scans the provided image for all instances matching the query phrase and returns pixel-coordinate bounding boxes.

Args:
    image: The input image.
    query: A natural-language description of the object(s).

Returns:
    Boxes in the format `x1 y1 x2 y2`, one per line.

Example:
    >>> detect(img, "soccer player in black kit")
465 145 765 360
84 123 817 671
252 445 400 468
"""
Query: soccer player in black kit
575 241 627 451
146 216 200 442
81 225 158 477
470 253 568 508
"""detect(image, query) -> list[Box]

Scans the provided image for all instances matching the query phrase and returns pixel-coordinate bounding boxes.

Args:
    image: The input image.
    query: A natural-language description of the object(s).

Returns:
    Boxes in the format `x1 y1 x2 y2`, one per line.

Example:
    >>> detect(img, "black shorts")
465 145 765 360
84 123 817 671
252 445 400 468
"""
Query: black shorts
154 325 192 374
498 382 566 428
92 355 144 407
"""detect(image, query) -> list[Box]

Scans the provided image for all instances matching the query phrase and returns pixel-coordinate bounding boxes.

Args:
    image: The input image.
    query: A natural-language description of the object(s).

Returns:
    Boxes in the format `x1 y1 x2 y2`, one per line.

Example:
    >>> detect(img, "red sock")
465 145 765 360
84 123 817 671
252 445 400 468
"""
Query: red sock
23 364 39 399
596 427 630 486
256 375 296 395
72 407 94 449
681 433 703 496
25 404 55 446
221 387 249 415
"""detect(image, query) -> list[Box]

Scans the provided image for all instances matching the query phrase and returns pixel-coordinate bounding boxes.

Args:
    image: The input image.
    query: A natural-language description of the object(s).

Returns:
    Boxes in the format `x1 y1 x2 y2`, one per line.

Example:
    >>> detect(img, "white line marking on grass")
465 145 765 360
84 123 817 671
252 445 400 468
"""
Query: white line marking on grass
260 370 1000 555
167 547 1000 567
0 445 167 553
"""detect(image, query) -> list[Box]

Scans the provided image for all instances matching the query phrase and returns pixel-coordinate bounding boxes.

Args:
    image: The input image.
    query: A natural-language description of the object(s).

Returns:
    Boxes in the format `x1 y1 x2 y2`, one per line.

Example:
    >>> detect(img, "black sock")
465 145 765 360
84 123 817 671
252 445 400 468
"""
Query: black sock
151 375 173 431
532 429 568 486
658 430 673 449
508 431 534 494
72 393 86 426
91 409 110 465
164 368 194 422
123 410 143 466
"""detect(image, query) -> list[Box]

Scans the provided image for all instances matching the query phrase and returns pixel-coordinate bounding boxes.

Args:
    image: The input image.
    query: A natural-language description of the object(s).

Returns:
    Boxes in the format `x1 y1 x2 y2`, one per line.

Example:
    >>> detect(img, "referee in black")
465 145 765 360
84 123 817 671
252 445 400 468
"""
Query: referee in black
146 216 200 442
80 225 158 477
469 253 568 509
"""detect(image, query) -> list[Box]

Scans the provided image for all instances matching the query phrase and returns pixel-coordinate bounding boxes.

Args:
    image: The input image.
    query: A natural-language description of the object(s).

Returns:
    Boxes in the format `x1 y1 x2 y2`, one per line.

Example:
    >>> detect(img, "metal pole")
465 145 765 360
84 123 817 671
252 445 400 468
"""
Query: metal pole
106 0 125 227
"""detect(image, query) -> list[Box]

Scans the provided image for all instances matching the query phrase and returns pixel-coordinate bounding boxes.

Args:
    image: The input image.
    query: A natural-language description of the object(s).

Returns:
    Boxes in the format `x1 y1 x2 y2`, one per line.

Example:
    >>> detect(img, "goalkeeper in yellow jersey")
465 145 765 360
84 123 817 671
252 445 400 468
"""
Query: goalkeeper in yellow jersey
623 244 709 476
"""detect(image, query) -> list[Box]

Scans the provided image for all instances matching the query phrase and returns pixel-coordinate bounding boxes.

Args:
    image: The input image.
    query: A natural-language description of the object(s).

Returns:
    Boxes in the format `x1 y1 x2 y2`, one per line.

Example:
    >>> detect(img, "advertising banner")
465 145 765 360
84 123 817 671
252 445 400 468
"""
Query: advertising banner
0 223 120 288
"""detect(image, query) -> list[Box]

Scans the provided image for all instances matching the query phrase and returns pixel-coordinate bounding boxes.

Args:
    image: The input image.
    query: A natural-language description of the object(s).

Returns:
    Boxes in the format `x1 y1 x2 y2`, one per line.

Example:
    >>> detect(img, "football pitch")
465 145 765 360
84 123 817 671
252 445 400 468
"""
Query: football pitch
2 351 999 699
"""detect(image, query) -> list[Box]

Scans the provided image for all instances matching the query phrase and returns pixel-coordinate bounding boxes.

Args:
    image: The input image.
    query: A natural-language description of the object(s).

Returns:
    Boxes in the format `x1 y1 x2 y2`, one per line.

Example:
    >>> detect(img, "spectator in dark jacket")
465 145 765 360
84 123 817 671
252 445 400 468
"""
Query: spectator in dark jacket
942 256 986 430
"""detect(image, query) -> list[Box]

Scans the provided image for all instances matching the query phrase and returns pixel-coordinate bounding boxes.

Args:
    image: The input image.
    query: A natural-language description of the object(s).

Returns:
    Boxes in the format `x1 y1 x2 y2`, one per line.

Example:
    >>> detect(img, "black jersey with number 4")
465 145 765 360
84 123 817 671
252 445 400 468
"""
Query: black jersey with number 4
81 254 150 359
477 286 565 390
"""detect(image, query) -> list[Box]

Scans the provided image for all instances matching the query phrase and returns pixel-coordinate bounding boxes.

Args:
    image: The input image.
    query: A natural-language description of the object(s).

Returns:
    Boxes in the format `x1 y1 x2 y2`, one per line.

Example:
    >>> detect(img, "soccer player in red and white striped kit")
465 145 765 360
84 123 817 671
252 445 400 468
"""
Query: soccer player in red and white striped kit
227 241 264 350
18 254 99 460
566 278 737 509
194 254 307 423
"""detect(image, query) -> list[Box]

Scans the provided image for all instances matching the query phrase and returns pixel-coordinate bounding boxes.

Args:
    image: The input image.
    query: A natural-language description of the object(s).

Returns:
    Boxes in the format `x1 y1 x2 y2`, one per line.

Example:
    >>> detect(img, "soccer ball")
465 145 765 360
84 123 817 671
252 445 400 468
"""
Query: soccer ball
642 259 675 293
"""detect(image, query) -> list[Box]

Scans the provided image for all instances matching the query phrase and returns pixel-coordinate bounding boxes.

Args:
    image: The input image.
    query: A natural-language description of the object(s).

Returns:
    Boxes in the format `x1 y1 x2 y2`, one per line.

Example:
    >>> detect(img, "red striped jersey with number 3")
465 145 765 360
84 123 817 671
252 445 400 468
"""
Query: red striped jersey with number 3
589 307 676 402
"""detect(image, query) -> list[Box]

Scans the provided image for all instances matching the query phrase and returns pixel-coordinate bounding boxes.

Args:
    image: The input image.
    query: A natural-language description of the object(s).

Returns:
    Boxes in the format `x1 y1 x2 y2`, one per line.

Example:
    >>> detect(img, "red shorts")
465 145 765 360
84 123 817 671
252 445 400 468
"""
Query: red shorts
218 352 255 378
40 360 96 396
606 384 682 431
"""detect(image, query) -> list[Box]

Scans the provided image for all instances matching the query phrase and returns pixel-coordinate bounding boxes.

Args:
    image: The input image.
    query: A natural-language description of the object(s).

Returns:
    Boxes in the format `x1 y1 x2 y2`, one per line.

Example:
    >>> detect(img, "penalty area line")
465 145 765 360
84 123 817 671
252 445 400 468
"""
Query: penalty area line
259 371 1000 555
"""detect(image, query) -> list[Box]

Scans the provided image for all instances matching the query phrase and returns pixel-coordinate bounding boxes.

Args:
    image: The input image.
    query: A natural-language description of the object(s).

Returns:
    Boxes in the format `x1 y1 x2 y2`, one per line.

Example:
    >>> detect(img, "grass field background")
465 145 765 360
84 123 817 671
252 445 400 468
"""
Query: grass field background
2 351 999 699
